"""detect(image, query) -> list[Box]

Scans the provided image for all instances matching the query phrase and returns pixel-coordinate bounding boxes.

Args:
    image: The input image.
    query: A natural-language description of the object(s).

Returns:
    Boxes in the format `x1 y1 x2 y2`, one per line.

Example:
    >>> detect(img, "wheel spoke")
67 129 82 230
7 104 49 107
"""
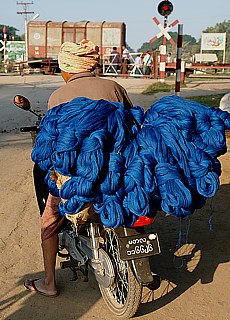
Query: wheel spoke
99 228 142 318
104 230 130 305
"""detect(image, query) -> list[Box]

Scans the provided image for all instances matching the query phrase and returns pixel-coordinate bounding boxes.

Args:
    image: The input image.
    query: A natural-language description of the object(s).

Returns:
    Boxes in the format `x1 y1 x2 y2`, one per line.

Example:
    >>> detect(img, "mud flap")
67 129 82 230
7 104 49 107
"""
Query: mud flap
130 258 161 289
130 257 154 285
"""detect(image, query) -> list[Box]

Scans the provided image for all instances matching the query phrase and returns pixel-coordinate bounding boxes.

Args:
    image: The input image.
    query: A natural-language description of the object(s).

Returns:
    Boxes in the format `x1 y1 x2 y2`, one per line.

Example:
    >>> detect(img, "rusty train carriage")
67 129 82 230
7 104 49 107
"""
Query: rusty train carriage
27 20 126 64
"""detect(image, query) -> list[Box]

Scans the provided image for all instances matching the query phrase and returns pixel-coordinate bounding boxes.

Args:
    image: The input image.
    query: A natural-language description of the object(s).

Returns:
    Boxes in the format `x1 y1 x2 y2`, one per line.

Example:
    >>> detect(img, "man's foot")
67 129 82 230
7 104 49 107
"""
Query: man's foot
24 279 59 297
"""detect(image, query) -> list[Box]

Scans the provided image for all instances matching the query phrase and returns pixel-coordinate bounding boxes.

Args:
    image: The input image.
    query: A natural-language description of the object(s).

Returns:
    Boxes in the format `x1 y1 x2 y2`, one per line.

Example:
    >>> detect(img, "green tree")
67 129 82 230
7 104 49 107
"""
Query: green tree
126 43 135 53
137 32 198 62
0 24 23 41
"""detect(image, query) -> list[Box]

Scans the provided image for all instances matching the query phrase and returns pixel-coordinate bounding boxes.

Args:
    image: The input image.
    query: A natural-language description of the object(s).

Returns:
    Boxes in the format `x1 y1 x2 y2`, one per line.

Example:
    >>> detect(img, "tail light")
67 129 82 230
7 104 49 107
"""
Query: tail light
131 216 156 227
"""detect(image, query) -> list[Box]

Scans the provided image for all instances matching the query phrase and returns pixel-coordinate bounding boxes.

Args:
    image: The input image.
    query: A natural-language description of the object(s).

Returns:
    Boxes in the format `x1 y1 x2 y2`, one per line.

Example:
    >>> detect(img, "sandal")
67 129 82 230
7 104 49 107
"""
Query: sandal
24 279 59 297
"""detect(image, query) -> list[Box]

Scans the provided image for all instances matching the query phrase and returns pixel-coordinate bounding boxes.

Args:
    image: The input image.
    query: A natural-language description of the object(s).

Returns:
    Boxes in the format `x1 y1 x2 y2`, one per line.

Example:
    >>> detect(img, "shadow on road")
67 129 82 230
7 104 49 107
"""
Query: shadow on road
0 268 102 320
2 184 229 320
137 182 230 317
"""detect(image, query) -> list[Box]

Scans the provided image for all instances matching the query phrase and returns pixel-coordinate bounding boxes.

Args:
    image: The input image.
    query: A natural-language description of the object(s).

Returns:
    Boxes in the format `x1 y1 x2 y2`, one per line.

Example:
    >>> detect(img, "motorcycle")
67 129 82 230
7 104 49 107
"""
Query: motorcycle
13 95 161 319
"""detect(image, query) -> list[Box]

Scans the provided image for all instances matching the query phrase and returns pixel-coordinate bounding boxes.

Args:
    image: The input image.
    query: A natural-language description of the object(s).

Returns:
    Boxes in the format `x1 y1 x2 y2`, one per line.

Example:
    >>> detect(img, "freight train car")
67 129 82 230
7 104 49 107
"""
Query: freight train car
27 20 126 74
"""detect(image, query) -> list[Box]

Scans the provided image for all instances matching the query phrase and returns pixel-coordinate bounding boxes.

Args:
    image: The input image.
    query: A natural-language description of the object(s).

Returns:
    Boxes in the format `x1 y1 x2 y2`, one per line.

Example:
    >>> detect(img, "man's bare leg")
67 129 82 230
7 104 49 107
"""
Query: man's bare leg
24 233 58 296
24 194 62 296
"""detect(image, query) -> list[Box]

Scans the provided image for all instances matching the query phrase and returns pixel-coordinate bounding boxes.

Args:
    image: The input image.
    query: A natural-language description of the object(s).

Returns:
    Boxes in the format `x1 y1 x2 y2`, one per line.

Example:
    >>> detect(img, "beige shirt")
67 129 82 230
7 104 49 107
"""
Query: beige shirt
48 72 133 109
42 72 133 237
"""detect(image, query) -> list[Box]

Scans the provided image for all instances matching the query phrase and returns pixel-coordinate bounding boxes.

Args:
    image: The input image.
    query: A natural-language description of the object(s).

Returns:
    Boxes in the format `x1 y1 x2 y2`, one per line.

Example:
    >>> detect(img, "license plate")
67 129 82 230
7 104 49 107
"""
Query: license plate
119 233 161 261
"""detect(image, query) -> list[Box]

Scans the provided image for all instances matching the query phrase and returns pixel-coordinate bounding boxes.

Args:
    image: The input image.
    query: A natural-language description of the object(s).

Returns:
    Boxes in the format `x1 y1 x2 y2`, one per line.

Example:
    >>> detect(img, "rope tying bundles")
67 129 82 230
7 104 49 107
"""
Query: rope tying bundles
31 95 230 227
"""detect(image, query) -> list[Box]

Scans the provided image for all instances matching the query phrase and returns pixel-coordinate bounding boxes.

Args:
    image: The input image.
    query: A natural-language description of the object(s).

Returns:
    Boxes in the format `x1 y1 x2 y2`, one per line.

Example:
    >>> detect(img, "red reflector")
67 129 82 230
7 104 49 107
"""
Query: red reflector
132 216 156 227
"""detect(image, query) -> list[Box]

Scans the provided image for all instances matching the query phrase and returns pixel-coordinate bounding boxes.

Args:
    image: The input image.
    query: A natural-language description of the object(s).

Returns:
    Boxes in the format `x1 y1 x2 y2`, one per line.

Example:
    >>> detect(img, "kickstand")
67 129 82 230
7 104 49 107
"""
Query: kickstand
69 266 78 281
79 262 89 282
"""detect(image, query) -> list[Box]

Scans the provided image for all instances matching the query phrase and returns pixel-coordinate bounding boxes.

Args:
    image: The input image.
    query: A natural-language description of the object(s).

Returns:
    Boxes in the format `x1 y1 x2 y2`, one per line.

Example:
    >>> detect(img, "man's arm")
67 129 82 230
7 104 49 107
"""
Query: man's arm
122 89 133 110
114 85 133 110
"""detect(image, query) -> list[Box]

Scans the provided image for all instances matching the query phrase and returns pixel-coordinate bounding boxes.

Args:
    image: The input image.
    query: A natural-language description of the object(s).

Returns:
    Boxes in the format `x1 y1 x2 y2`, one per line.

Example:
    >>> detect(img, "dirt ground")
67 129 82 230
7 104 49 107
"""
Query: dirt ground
0 74 230 320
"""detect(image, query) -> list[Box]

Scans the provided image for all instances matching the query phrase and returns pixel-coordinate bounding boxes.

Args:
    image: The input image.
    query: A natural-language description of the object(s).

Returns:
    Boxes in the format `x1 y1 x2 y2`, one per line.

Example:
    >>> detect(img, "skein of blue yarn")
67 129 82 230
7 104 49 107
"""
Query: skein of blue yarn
31 95 230 227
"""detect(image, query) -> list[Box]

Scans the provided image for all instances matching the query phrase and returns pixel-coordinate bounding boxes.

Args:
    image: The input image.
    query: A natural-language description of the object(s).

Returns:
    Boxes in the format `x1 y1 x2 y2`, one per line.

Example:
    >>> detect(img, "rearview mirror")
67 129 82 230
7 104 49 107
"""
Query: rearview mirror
13 95 31 111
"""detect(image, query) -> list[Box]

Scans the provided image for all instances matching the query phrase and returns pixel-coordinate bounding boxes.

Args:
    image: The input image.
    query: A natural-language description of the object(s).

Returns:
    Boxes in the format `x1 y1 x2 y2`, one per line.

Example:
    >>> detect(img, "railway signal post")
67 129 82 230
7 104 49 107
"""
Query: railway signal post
150 0 178 81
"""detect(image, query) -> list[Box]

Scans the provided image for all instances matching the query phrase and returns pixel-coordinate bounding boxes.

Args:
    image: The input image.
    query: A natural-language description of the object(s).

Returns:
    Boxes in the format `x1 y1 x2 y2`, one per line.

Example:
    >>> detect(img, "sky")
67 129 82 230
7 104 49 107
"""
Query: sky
1 0 230 50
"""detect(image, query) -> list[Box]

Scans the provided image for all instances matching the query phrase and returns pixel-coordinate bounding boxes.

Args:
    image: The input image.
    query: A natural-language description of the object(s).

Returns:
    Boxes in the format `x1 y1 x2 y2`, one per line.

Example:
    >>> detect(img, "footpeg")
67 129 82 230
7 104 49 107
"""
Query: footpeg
60 259 79 269
79 264 89 282
58 251 69 258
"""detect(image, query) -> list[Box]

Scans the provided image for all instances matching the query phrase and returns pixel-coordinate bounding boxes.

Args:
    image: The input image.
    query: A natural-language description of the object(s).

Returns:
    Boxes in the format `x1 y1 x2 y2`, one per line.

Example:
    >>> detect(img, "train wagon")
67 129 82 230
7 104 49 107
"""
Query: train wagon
27 20 126 74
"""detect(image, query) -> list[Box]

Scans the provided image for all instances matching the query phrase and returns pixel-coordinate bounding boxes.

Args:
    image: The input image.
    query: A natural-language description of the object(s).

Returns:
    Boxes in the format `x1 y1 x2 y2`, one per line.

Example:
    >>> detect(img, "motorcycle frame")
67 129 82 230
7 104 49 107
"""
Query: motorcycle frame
58 220 159 287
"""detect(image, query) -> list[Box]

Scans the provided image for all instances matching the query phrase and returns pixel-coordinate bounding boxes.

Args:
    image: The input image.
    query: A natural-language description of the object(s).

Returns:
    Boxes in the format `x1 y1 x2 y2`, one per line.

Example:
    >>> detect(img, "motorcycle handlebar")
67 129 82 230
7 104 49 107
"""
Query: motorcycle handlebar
20 126 38 132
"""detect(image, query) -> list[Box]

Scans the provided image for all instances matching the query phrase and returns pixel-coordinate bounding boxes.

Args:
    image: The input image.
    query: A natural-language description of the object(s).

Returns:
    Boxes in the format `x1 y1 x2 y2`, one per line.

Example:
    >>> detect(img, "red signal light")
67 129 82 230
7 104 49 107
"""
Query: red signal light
157 1 173 16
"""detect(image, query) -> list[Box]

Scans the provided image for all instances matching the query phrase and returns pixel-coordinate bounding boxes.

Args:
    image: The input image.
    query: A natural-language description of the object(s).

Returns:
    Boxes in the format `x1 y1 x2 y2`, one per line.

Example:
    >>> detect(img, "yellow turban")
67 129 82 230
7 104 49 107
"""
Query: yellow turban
58 39 99 73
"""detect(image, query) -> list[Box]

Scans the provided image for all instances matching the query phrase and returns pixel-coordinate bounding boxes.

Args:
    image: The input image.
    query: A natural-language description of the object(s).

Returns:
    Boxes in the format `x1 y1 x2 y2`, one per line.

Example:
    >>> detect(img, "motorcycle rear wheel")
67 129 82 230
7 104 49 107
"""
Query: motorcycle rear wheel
99 228 142 318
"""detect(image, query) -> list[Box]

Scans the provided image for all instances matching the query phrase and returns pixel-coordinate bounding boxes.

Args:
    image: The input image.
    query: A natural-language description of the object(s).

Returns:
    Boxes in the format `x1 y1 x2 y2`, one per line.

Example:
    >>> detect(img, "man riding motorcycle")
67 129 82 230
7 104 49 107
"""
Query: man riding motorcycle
24 39 133 297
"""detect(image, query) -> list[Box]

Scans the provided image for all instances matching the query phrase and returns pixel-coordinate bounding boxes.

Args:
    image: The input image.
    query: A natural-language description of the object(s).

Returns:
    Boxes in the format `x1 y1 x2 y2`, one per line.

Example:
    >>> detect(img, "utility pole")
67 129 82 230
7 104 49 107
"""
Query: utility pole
17 1 34 62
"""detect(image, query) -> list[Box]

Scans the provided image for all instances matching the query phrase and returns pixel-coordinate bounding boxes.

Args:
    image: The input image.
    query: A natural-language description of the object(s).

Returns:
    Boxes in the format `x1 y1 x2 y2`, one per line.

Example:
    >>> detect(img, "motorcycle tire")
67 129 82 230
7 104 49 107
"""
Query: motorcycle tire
99 228 142 318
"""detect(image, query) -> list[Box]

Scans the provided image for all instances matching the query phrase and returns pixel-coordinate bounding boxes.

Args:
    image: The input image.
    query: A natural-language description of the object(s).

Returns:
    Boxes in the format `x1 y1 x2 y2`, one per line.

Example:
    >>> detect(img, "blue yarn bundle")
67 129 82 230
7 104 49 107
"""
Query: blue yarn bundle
31 95 230 227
